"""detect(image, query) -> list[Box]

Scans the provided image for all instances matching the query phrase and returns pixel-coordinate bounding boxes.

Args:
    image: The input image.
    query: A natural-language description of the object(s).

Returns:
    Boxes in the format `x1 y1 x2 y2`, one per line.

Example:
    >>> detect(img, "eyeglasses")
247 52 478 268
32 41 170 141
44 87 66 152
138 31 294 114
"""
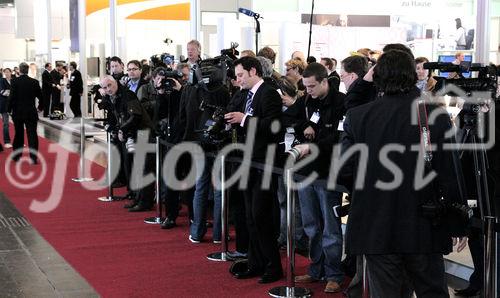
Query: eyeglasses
127 68 139 71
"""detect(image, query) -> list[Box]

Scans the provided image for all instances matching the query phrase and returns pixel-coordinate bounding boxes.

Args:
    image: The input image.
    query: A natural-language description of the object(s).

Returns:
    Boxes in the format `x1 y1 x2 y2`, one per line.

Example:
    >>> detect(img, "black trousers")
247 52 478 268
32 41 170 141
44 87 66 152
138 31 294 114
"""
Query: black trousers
70 94 81 117
365 254 449 298
42 90 51 117
133 151 155 208
244 168 281 274
12 117 38 161
230 185 249 253
50 91 62 113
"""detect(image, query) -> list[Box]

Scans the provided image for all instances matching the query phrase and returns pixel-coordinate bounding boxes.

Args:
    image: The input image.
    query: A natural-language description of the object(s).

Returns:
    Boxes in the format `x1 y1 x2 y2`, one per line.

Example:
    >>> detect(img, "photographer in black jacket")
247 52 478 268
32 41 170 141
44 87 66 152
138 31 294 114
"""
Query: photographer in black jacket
99 75 154 212
137 67 185 228
290 62 346 293
179 69 230 243
340 50 467 298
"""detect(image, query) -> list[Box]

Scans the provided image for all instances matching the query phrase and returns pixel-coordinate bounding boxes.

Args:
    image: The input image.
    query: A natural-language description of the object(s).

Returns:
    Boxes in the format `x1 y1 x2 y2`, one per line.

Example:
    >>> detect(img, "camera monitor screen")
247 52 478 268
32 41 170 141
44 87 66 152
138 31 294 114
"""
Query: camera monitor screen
437 54 472 78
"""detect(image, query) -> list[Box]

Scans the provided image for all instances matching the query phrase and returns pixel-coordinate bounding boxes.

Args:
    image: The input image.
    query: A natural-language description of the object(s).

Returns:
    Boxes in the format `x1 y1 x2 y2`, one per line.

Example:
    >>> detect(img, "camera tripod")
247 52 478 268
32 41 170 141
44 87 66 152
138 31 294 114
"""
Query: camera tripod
459 110 497 297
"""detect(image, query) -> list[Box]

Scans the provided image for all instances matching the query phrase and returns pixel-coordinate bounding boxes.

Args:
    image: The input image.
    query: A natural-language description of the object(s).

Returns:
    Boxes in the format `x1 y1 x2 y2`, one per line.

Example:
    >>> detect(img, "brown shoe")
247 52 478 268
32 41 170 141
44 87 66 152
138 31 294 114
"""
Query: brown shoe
294 274 318 283
324 280 341 293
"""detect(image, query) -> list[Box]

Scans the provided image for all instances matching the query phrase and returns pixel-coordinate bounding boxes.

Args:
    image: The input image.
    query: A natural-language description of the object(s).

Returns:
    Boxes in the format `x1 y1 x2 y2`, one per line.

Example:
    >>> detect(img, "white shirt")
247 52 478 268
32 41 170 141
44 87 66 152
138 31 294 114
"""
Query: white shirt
241 79 264 127
455 27 466 46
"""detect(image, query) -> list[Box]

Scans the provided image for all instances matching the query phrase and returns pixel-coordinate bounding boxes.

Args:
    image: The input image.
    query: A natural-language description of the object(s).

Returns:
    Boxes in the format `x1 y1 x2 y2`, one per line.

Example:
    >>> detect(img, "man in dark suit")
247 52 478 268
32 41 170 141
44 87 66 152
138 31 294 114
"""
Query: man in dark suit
50 63 63 113
7 62 43 164
340 50 467 297
68 61 83 117
224 56 283 284
320 57 340 91
41 62 53 117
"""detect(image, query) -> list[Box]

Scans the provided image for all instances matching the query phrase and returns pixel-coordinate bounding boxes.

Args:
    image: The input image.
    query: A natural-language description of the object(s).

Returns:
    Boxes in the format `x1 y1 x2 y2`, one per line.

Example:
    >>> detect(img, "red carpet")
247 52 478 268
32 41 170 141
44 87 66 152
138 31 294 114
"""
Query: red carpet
0 125 346 297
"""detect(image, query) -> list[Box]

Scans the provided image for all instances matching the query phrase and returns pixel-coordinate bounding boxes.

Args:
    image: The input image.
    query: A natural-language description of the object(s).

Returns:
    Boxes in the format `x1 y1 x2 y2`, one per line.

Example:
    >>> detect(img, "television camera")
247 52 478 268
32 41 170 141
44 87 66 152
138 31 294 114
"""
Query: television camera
423 62 498 97
189 42 239 91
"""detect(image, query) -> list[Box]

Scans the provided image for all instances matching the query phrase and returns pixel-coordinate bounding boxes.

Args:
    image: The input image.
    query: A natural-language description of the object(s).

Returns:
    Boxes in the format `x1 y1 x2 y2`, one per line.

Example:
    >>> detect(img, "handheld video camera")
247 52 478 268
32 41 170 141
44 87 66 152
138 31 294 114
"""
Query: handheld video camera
198 100 231 145
156 69 183 92
150 53 175 69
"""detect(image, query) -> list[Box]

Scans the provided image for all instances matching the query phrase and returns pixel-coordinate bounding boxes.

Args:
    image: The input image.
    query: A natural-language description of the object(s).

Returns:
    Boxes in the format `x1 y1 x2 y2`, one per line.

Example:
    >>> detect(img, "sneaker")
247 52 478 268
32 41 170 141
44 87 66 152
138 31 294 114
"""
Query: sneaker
4 143 12 149
189 235 201 243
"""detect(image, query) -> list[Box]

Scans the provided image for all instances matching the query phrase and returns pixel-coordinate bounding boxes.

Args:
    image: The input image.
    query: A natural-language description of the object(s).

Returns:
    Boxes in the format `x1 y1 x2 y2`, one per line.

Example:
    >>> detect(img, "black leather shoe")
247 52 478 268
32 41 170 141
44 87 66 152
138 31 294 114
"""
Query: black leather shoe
454 287 480 297
123 201 137 209
128 204 152 212
258 270 283 284
161 218 176 229
234 269 262 279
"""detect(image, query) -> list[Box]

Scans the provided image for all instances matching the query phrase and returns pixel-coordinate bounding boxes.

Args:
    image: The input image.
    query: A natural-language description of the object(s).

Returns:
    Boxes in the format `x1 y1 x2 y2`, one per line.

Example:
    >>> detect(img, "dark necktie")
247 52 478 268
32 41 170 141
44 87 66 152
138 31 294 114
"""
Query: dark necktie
244 91 254 114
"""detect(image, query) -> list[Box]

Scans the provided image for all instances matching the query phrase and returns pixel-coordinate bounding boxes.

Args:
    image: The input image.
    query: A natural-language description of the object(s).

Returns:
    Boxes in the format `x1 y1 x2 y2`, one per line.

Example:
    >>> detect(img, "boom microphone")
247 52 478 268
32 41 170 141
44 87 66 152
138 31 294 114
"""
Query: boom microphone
238 8 261 19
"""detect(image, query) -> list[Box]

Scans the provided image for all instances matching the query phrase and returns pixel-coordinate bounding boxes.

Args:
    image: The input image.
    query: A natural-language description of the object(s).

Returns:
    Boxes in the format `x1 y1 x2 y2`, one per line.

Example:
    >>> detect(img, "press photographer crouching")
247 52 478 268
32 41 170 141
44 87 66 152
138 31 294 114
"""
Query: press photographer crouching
137 66 185 228
98 75 155 212
340 50 468 298
288 62 346 293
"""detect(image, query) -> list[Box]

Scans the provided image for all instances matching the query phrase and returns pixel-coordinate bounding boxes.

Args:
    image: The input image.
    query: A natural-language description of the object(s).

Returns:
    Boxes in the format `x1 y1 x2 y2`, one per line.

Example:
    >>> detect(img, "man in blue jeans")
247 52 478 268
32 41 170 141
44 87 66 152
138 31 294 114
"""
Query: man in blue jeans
292 62 346 293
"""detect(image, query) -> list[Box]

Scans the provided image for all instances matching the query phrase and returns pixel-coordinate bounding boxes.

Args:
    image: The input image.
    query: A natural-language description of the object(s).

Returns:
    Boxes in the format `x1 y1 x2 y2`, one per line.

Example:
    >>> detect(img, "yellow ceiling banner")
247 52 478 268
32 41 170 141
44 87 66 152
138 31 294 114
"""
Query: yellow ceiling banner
86 0 149 16
126 3 190 20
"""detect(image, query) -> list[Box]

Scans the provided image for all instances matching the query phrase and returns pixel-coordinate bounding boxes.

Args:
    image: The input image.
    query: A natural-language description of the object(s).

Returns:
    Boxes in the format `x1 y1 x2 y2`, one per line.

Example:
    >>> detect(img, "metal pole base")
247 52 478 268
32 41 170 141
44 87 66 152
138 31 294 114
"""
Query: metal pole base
207 252 231 262
72 177 95 183
268 286 312 298
144 216 165 225
97 196 125 202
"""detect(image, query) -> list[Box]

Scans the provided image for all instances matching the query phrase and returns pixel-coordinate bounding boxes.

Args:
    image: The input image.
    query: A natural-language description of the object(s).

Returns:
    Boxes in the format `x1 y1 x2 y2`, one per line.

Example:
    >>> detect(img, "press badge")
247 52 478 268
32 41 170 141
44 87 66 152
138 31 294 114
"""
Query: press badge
310 112 320 124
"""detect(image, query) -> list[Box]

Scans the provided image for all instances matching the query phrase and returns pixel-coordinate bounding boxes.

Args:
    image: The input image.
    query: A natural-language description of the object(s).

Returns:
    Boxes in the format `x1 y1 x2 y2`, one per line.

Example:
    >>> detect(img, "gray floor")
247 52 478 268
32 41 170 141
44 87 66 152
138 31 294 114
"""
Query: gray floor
0 193 99 298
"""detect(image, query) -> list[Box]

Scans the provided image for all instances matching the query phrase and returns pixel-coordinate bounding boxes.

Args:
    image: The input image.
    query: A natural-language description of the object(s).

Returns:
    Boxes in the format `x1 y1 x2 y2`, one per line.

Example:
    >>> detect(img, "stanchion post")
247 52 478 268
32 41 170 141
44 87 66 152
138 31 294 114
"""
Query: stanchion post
97 133 123 202
145 136 165 224
484 216 498 297
362 255 369 298
207 154 230 261
72 116 94 182
269 167 311 298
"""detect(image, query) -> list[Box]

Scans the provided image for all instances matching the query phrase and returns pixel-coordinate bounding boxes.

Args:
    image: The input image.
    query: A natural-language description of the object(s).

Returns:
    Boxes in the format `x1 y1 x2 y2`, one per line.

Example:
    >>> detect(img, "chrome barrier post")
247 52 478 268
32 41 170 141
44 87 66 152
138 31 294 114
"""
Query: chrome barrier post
362 255 369 298
207 154 230 261
98 132 122 202
484 216 498 298
72 117 95 183
145 136 165 224
269 167 311 298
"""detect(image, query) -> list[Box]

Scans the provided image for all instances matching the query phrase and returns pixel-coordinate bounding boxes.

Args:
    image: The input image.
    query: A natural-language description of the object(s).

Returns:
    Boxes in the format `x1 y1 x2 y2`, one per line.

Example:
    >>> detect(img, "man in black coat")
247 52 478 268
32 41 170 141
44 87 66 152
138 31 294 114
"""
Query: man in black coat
290 62 346 293
224 56 283 283
340 50 467 297
50 63 63 113
7 63 43 163
100 75 155 211
41 62 53 117
68 61 83 117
